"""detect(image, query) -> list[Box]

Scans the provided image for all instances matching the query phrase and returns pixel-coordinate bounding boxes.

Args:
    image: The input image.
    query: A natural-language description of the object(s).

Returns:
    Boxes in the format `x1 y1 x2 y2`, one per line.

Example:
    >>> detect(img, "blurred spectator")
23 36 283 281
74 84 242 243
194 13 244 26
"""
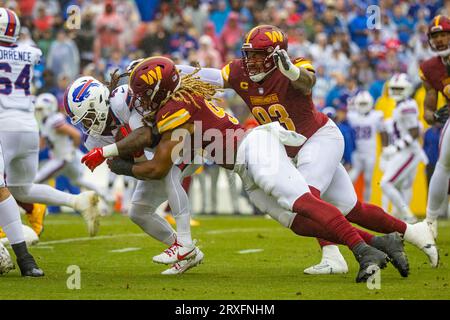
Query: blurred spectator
348 4 369 49
210 0 231 35
138 21 170 56
391 4 414 45
184 0 210 36
93 0 125 64
33 4 54 32
313 64 335 109
38 70 59 96
369 63 390 101
288 28 312 58
197 35 223 68
310 32 332 64
321 1 345 35
219 11 244 58
169 21 198 60
46 28 80 81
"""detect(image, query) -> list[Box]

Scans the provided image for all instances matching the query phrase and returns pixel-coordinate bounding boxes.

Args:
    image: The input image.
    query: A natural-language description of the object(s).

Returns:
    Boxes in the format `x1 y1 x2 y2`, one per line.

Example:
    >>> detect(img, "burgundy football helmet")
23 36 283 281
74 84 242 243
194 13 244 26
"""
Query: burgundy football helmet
241 25 288 82
428 15 450 57
128 56 181 116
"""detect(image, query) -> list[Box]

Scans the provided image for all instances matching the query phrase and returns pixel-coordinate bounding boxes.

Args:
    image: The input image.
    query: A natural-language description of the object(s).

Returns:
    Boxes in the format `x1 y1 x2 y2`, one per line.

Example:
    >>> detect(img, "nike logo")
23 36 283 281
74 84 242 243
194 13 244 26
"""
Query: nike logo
162 112 170 119
177 248 196 261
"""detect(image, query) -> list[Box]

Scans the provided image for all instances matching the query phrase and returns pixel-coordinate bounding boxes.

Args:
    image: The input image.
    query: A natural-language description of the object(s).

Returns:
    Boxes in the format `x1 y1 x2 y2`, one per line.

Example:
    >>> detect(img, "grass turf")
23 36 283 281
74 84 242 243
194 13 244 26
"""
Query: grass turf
0 213 449 300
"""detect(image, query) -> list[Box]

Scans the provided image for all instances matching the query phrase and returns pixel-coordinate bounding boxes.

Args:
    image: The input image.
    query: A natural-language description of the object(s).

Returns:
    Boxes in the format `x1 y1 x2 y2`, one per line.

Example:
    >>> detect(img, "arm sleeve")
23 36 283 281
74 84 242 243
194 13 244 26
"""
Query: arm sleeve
176 65 224 88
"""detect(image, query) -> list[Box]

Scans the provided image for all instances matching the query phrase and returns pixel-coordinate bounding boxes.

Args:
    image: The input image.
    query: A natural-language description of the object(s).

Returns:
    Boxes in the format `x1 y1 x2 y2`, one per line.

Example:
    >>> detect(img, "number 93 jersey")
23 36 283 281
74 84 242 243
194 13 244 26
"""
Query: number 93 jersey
0 42 42 132
222 58 328 158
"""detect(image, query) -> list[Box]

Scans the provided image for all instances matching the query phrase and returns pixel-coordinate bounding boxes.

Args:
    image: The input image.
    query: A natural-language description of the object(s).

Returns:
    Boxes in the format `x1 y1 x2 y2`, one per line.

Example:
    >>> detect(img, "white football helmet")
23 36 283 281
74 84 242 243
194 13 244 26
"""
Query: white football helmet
64 76 110 136
35 93 58 124
388 73 413 102
0 8 20 43
354 90 374 115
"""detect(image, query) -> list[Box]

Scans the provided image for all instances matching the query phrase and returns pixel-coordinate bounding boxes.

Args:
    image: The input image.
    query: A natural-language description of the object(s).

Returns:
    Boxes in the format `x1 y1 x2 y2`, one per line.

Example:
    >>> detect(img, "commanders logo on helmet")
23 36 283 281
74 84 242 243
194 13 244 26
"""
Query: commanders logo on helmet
241 25 288 82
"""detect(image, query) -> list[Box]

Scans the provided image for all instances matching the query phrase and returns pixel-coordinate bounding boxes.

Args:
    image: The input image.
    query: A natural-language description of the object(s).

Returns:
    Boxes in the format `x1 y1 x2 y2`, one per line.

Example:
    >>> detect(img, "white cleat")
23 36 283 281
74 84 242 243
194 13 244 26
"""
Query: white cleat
74 191 100 237
161 248 204 275
404 221 439 268
304 246 348 275
0 242 15 275
153 240 198 265
426 218 438 240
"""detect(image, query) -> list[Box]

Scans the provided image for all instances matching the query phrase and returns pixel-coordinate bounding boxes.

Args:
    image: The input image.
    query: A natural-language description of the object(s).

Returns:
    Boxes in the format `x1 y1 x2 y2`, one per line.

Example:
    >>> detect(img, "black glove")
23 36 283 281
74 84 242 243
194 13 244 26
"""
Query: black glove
434 106 449 125
107 158 135 177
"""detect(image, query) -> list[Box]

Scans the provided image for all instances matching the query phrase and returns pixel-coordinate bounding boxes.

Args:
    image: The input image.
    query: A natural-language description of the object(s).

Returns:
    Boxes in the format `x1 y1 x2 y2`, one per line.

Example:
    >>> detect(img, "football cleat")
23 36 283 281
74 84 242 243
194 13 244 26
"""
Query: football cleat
304 246 348 275
161 248 204 275
403 221 439 267
426 218 438 239
74 191 101 237
26 203 47 236
0 242 15 275
16 254 44 277
352 243 388 283
371 232 409 277
153 240 198 265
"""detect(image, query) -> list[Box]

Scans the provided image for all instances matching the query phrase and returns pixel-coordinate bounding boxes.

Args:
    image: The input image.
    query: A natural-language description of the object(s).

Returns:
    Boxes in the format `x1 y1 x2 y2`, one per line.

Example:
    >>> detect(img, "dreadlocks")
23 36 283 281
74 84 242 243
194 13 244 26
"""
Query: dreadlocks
161 67 223 108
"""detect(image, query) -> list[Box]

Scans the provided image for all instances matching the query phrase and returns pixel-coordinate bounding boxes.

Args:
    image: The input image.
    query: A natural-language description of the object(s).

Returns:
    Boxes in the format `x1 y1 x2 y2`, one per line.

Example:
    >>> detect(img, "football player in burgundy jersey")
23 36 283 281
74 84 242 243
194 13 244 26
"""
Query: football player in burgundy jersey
82 56 430 282
420 15 450 239
177 24 438 272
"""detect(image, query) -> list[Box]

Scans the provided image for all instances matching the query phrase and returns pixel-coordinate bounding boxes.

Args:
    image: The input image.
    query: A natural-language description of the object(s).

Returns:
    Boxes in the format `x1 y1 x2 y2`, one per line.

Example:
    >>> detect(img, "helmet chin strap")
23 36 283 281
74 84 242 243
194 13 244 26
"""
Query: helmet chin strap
250 66 276 82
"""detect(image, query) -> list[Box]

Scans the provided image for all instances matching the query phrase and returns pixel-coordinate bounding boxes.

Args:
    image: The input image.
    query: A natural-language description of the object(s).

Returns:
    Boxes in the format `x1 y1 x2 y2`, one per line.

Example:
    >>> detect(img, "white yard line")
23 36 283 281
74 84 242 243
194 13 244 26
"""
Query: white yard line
205 228 273 235
109 247 142 253
37 233 147 245
237 249 264 254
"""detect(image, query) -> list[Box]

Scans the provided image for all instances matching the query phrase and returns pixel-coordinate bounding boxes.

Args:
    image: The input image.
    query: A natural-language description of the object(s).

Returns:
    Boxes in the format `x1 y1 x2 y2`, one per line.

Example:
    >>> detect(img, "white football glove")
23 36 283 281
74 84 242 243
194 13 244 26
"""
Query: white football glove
272 48 300 81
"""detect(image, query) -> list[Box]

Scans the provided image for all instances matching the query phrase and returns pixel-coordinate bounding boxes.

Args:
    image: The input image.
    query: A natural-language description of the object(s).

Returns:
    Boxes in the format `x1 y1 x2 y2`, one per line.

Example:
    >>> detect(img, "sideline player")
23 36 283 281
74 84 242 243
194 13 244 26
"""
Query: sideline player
64 76 203 274
0 8 100 237
347 90 384 202
380 74 428 223
34 93 112 203
175 25 438 273
420 15 450 238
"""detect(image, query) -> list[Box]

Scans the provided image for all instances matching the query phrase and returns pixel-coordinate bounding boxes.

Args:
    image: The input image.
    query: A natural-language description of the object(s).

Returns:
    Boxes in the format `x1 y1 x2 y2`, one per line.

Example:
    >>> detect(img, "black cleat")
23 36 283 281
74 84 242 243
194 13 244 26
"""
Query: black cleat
352 242 388 283
371 232 409 278
17 254 44 277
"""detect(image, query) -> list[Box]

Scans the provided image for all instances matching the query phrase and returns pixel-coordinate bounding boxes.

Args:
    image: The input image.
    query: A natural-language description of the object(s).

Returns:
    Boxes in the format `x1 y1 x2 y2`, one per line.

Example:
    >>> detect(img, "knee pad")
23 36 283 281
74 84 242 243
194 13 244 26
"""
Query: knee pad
8 185 32 203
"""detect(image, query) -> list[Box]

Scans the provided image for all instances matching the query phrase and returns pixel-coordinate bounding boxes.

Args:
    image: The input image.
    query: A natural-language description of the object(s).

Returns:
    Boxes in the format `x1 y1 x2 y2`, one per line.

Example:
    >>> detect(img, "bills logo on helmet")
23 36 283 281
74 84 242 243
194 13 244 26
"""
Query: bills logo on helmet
72 80 100 103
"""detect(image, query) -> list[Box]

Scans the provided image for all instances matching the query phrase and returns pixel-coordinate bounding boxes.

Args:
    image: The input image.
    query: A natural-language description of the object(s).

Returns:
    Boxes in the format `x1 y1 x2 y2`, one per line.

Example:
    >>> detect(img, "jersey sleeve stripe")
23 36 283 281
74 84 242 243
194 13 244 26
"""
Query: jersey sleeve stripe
221 64 231 82
157 109 191 133
295 60 315 72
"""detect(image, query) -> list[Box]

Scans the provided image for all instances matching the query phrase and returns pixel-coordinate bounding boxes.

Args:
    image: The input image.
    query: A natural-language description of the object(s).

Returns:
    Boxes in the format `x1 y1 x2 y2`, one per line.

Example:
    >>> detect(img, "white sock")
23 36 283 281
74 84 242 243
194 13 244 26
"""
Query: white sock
165 166 193 246
9 184 75 208
0 195 25 245
427 162 450 220
129 204 176 246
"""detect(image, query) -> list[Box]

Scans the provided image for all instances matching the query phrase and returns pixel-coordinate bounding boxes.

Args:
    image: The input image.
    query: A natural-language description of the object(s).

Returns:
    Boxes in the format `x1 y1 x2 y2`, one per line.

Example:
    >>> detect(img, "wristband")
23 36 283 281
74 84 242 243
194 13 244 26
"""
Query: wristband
102 143 119 157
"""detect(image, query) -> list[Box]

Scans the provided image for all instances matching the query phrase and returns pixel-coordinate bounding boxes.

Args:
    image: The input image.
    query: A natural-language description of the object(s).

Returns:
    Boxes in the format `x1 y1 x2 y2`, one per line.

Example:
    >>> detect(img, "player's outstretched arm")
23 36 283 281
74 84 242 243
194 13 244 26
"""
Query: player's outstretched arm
176 65 232 89
273 49 315 95
423 80 438 125
81 126 155 171
109 128 187 180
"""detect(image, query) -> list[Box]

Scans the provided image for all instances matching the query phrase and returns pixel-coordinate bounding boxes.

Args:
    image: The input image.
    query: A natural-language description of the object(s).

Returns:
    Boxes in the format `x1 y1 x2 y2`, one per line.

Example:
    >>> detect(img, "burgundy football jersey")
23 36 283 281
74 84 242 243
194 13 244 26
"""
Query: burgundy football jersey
222 58 328 157
155 94 244 165
419 56 450 108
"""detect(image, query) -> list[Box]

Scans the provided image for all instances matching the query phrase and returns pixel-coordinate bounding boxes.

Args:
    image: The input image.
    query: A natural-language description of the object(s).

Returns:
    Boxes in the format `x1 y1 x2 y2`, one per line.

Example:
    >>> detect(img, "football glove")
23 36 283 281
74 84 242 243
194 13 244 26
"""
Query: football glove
434 106 449 125
107 158 135 177
272 48 300 81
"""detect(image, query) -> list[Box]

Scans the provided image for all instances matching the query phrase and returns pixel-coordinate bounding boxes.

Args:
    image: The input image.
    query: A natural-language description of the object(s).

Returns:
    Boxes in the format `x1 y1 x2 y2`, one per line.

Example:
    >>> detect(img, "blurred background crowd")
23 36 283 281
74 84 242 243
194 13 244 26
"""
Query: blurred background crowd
0 0 447 215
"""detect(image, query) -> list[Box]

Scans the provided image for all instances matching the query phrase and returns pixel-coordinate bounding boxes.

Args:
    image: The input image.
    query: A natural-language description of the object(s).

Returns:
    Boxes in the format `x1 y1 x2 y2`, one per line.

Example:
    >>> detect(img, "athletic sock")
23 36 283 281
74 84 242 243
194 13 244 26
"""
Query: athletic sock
346 201 407 234
0 195 25 245
292 193 364 250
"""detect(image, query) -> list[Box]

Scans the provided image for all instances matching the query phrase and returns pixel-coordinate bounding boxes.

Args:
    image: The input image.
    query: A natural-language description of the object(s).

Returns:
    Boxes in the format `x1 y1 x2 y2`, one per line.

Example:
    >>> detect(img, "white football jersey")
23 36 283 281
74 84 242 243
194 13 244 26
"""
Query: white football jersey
84 85 145 150
391 98 421 151
0 42 42 132
347 110 384 155
41 112 76 161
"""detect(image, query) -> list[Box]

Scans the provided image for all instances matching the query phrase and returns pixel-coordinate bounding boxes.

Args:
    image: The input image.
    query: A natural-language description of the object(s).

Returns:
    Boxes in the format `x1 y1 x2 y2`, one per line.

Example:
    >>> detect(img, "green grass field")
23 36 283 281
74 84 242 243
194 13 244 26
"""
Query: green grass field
0 213 449 300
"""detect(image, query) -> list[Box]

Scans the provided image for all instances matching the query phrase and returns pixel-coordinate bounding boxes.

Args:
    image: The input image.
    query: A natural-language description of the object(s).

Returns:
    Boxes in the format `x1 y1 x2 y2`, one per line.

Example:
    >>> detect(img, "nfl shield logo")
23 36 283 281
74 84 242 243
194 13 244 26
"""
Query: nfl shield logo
258 88 264 95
